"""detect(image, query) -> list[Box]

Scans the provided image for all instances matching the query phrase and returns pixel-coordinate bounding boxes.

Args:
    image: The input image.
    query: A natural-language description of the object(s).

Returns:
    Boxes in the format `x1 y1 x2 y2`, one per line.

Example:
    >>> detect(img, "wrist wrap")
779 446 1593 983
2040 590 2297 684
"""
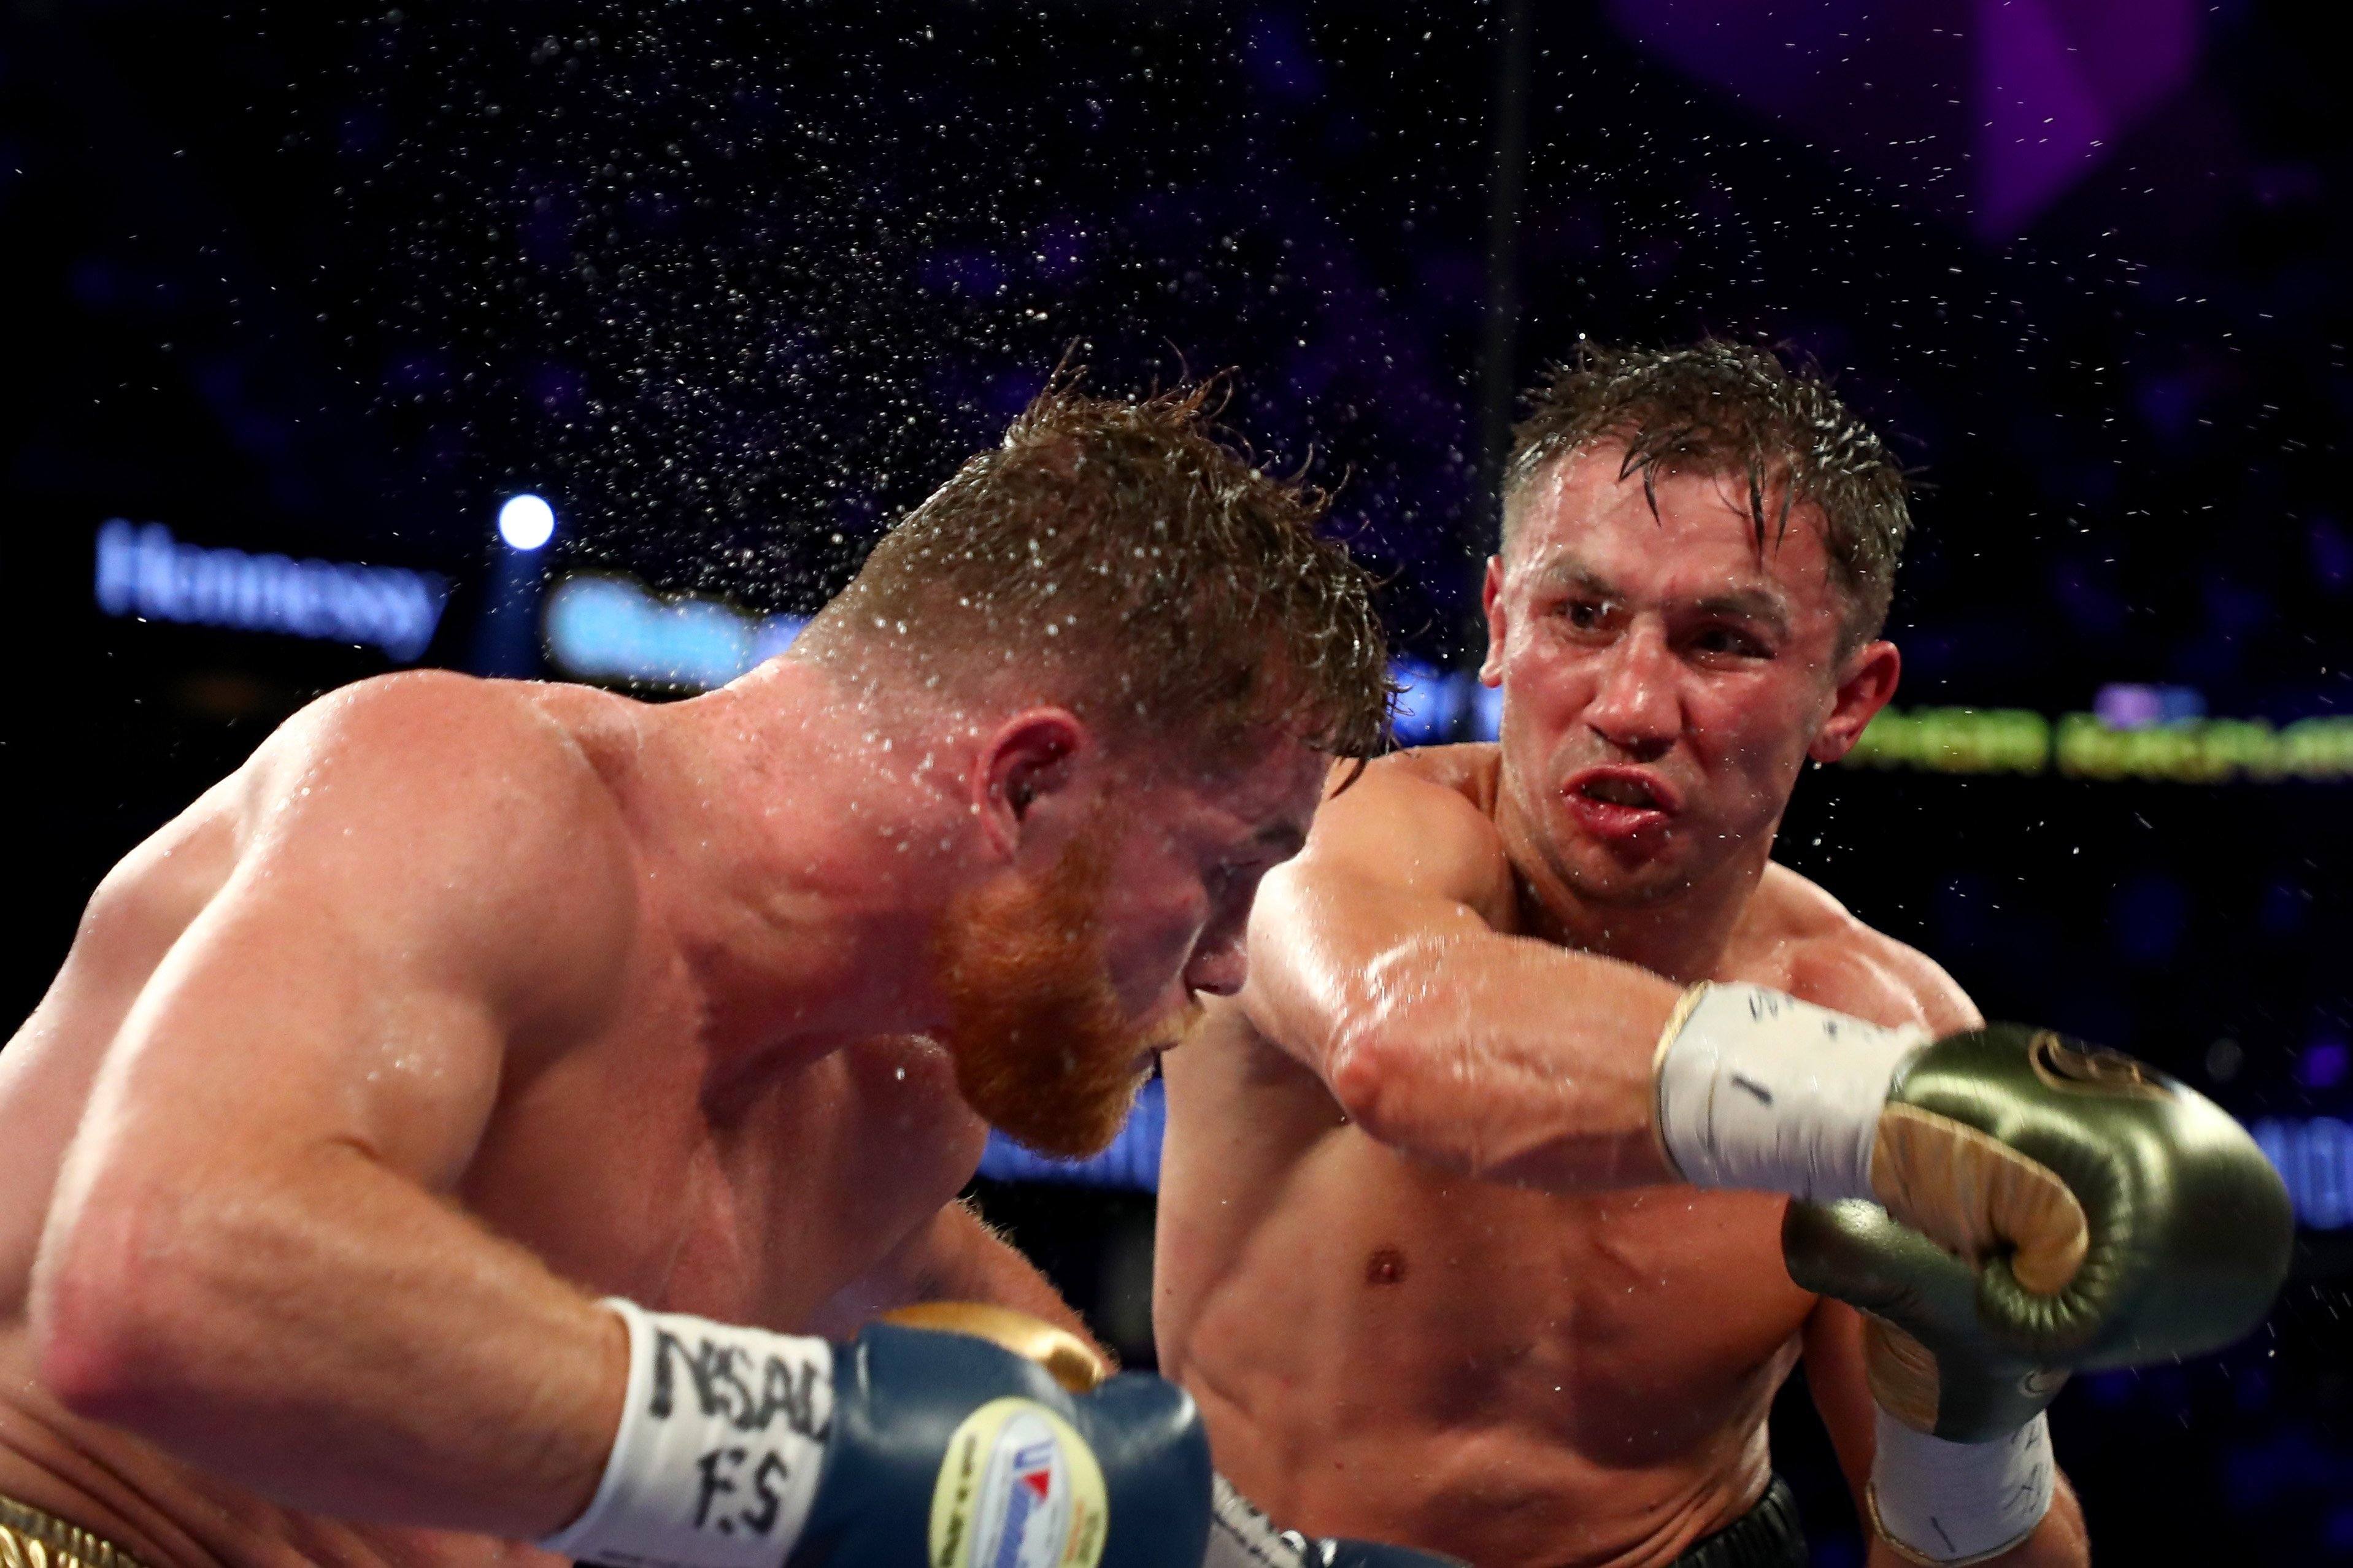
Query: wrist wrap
538 1299 835 1568
1654 983 1925 1202
1866 1409 2055 1566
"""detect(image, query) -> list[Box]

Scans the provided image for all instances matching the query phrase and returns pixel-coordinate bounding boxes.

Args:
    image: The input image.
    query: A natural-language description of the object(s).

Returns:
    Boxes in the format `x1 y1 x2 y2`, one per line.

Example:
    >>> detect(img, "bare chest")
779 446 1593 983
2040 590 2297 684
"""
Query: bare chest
460 972 985 1331
1177 1127 1811 1553
1290 1136 1808 1416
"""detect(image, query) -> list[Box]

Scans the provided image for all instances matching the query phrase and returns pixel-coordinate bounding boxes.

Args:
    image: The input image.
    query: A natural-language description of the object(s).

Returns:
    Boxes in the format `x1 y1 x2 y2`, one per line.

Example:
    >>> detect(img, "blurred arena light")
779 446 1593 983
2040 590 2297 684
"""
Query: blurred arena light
2252 1118 2353 1231
1842 703 2353 783
497 493 557 551
2094 682 2206 729
1470 678 1504 743
979 1078 1168 1190
1390 657 1465 748
542 572 804 690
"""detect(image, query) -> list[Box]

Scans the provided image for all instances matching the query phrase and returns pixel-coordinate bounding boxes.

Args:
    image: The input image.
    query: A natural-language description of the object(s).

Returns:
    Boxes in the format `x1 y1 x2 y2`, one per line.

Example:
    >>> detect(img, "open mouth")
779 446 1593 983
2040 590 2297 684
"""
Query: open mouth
1563 768 1678 837
1578 775 1664 810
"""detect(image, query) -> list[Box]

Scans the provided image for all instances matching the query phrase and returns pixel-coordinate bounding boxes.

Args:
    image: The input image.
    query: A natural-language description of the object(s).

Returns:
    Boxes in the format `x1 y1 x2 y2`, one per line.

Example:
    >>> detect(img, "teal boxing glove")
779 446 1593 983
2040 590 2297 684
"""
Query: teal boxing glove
540 1300 1209 1568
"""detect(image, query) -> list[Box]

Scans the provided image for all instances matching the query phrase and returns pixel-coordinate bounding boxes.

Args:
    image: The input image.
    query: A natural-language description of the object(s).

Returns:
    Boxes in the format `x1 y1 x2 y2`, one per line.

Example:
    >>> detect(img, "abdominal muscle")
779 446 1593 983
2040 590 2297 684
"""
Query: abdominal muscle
1157 1028 1814 1568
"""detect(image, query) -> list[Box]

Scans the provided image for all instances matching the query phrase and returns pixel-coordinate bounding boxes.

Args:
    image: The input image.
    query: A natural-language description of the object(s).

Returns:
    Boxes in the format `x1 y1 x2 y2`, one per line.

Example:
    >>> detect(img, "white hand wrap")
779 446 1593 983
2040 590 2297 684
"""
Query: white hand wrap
538 1299 836 1568
1868 1409 2056 1565
1653 982 1928 1202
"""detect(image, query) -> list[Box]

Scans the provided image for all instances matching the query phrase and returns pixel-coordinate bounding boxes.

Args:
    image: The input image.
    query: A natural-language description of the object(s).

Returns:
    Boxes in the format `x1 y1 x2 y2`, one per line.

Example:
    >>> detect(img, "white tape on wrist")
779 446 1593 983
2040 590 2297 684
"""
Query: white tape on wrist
1868 1409 2055 1566
1652 982 1928 1202
537 1299 836 1568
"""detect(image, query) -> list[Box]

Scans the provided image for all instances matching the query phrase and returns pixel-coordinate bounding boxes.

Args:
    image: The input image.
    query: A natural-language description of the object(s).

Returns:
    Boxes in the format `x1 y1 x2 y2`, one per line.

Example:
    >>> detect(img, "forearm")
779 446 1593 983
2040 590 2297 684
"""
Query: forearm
36 1142 622 1537
914 1204 1111 1365
1994 1480 2089 1568
812 1201 1109 1366
1293 928 1680 1191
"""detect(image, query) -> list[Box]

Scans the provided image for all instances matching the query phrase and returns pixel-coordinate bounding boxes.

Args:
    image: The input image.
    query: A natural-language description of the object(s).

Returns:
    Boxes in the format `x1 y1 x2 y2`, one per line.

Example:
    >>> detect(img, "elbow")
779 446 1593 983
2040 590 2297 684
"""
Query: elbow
32 1187 207 1429
1323 1017 1401 1131
1317 942 1424 1133
1323 1017 1477 1175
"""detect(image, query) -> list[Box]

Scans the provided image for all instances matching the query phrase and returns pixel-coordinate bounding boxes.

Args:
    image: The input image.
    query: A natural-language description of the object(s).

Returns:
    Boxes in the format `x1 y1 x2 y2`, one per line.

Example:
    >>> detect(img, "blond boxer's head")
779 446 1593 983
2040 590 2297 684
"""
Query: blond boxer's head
1481 342 1909 913
801 375 1389 1155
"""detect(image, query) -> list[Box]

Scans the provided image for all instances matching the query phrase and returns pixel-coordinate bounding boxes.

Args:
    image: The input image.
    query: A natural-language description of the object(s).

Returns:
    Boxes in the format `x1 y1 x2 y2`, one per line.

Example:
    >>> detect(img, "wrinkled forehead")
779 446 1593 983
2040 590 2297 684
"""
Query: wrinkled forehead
1506 444 1836 605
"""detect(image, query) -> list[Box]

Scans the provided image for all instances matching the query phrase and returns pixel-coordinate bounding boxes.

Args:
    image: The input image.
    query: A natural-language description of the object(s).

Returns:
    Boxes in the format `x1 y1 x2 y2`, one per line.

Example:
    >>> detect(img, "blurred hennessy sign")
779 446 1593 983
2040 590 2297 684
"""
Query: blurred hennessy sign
94 520 451 663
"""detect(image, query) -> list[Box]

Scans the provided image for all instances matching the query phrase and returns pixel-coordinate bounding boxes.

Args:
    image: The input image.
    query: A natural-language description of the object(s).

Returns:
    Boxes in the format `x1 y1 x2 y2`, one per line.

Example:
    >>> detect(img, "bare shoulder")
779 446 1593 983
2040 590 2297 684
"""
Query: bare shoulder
1750 863 1982 1034
1309 744 1514 916
225 672 647 998
243 672 633 824
1366 741 1503 805
253 670 610 785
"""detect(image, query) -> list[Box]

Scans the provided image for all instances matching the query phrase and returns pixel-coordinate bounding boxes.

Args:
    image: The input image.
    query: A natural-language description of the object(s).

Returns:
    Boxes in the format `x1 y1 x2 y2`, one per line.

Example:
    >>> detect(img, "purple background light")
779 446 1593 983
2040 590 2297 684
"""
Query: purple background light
1606 0 2199 239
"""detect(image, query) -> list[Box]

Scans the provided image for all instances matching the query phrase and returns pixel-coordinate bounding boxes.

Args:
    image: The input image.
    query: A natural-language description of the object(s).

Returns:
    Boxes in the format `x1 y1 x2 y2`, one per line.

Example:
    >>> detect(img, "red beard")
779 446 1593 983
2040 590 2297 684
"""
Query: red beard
933 831 1173 1159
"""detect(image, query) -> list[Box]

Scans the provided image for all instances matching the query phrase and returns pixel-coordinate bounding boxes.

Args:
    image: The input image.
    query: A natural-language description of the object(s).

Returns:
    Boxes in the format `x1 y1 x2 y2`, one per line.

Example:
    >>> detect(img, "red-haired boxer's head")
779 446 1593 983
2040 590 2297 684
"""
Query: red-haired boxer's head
799 375 1390 1156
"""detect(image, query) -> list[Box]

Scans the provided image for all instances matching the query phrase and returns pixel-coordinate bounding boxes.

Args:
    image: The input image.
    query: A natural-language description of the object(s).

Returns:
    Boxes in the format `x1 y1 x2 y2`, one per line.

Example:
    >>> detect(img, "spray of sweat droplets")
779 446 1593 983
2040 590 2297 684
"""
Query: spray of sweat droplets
349 5 968 606
339 1 1484 623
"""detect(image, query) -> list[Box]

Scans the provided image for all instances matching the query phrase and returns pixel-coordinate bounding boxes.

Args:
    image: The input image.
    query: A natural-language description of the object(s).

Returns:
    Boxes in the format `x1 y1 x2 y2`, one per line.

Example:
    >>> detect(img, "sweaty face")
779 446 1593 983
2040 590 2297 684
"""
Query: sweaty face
934 739 1327 1156
1484 445 1860 909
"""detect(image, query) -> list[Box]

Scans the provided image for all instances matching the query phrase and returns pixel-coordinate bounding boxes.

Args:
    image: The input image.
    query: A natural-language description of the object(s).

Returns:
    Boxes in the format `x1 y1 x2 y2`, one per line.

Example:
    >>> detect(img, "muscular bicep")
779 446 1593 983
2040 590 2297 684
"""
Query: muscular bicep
61 677 636 1200
84 867 508 1191
14 686 659 1532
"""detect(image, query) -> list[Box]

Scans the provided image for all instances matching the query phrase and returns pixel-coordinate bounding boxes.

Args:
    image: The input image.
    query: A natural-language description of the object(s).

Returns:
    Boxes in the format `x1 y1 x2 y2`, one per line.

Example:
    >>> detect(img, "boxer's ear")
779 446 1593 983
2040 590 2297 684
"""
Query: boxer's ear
1810 639 1901 763
972 708 1091 856
1477 556 1508 686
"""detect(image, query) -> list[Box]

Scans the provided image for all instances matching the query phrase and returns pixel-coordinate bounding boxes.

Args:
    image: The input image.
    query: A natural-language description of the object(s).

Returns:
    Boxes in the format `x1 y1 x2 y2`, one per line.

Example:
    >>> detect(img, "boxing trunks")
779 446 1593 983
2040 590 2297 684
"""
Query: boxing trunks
0 1495 148 1568
1662 1477 1806 1568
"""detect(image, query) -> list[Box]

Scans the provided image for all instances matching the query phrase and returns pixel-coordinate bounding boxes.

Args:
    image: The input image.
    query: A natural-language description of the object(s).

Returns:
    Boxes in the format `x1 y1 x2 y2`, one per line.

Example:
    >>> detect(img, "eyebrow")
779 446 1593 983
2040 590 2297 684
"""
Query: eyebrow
1529 556 1793 636
1690 587 1793 634
1531 558 1621 600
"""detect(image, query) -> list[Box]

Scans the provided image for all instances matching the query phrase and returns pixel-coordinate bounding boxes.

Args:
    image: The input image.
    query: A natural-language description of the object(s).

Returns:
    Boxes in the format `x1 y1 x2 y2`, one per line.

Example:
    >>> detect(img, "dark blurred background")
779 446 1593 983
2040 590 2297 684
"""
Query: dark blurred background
3 0 2349 1559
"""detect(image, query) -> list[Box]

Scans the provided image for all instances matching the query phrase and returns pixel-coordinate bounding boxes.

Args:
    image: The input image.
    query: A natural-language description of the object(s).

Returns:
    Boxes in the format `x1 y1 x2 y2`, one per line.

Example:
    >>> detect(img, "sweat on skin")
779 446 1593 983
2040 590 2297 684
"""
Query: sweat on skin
1152 440 2092 1568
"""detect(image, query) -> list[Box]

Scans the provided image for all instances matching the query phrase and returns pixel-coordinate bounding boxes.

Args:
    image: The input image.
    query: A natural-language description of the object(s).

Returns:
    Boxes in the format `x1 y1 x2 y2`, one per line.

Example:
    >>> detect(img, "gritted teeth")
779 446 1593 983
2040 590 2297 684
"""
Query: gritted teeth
1582 776 1662 809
